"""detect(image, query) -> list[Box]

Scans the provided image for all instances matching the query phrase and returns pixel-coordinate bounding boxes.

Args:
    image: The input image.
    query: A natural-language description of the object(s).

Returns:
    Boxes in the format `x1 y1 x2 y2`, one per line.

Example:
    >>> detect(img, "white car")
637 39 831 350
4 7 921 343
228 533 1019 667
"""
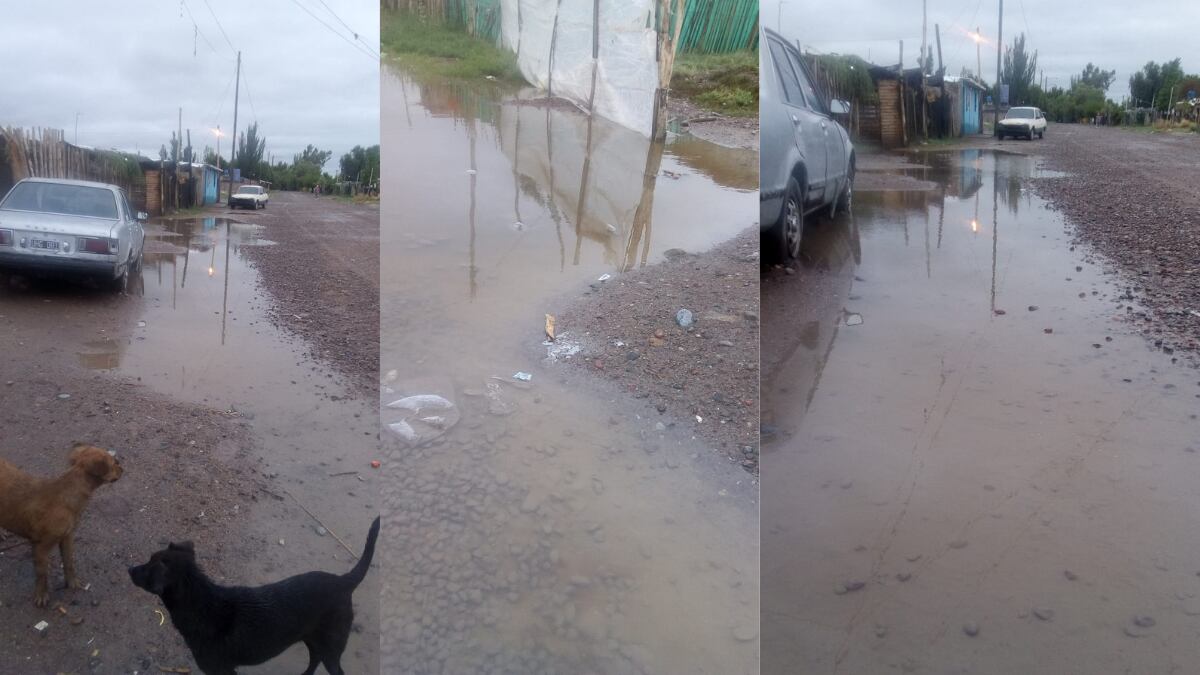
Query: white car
998 106 1047 140
0 178 145 291
229 184 268 209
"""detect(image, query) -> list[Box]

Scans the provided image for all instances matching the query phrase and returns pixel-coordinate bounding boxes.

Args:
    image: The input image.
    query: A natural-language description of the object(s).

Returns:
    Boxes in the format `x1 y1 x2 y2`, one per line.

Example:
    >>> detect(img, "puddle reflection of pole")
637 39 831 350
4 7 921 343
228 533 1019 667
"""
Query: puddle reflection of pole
547 106 566 271
924 193 931 278
468 117 478 300
936 184 945 249
990 156 999 313
221 222 230 345
512 107 522 230
172 259 177 310
572 111 595 267
624 139 666 271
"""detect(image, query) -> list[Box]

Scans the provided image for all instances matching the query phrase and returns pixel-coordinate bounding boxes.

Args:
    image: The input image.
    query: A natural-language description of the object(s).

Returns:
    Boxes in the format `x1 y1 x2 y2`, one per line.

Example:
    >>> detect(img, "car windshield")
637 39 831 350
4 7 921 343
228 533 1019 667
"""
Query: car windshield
1006 108 1037 119
237 186 262 195
0 182 118 219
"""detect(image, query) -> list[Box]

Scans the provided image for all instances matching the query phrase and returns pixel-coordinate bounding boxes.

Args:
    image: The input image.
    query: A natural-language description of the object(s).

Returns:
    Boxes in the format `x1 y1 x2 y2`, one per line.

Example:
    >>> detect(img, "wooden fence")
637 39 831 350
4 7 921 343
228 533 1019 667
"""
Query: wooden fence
0 127 148 208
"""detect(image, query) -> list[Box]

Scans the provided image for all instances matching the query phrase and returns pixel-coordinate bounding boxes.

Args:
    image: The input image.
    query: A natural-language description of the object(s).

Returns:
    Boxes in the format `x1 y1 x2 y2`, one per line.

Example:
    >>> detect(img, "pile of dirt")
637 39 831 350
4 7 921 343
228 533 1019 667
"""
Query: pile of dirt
1030 125 1200 363
554 229 760 472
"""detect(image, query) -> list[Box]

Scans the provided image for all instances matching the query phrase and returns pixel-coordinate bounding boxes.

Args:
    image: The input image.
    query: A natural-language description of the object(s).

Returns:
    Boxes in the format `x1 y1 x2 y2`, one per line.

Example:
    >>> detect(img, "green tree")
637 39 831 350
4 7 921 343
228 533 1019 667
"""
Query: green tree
203 146 220 166
338 145 381 183
1001 33 1038 106
1072 63 1116 91
236 122 267 177
295 144 332 168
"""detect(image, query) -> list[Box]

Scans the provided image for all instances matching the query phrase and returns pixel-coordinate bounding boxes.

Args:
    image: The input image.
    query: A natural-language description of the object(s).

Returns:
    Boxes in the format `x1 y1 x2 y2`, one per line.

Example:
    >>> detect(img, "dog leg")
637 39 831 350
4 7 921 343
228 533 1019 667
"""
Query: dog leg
32 540 55 607
60 533 83 589
300 641 321 675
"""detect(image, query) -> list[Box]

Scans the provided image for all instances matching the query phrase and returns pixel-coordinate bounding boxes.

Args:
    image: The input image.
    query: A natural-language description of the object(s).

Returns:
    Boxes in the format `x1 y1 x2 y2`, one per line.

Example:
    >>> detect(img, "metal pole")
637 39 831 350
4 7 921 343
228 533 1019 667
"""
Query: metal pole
228 51 241 202
994 1 1003 136
74 113 79 145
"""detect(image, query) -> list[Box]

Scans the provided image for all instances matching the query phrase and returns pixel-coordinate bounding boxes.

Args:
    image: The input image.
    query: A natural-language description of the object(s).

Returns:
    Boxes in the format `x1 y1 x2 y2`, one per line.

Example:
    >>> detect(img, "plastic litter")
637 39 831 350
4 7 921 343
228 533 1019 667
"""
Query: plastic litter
597 273 611 282
387 394 454 411
845 313 864 326
370 460 382 469
33 621 48 633
676 309 694 328
513 372 533 382
545 313 556 341
387 420 418 442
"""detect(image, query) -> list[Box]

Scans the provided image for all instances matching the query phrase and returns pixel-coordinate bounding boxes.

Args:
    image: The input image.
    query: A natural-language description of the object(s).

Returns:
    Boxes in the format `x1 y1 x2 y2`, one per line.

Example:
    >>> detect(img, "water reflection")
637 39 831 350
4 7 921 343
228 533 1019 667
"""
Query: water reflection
762 149 1200 673
381 68 759 674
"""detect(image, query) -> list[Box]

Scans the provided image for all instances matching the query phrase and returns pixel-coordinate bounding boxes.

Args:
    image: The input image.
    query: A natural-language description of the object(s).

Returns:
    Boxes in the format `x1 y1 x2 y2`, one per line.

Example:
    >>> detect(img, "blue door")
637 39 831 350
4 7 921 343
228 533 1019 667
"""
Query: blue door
962 88 981 135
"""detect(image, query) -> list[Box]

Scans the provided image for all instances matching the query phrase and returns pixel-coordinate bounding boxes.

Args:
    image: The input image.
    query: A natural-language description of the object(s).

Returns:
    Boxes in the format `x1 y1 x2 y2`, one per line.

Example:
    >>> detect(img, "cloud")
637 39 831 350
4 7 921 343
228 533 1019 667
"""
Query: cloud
0 0 379 170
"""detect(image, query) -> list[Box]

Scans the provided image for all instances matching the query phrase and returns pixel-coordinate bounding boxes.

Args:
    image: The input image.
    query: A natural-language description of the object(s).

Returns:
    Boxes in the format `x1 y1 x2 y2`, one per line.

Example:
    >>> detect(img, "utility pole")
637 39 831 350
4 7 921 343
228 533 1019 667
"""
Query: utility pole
921 0 928 141
74 113 79 145
226 51 241 200
177 107 182 164
976 27 982 81
993 1 1003 136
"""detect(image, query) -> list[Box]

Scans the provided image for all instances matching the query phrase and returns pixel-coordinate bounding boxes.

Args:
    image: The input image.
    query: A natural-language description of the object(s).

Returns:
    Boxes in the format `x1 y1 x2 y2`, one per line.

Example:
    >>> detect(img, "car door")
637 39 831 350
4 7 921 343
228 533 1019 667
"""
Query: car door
119 190 142 260
767 36 827 205
787 48 848 203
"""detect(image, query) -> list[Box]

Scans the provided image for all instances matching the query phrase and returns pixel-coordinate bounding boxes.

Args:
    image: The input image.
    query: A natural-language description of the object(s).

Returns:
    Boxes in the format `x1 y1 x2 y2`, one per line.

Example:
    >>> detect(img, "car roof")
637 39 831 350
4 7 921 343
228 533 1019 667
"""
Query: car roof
1010 106 1039 111
18 177 122 192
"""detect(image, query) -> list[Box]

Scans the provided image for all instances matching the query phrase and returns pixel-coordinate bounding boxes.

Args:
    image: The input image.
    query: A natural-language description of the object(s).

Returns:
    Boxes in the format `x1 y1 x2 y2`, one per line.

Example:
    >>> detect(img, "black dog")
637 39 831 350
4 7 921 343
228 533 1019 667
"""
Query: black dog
129 517 380 675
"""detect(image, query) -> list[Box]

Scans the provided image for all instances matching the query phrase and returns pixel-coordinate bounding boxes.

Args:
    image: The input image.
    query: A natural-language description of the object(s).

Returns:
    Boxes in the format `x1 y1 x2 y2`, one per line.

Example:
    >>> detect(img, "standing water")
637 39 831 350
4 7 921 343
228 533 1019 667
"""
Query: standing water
380 70 759 673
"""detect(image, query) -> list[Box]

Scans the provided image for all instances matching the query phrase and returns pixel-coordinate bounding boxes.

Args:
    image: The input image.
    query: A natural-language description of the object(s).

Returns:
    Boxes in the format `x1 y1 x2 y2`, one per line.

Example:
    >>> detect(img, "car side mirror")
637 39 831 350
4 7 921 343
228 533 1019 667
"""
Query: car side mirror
830 99 850 115
137 211 149 221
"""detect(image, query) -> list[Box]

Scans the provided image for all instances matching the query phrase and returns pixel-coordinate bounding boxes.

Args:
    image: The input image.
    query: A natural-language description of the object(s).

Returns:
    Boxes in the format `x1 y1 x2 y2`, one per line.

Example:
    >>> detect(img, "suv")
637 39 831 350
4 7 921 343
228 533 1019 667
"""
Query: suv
761 28 855 260
997 106 1046 140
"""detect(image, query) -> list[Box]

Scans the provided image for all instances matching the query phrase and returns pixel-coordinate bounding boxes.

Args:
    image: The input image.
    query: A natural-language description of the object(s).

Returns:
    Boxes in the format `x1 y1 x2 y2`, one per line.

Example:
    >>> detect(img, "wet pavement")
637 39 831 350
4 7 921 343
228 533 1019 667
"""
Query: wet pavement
762 149 1200 673
380 70 759 674
0 197 378 673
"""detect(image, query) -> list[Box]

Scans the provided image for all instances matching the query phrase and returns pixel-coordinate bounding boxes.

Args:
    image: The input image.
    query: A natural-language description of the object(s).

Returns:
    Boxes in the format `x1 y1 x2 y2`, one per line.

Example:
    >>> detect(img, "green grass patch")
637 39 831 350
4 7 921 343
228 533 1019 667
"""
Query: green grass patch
381 11 523 83
671 50 758 117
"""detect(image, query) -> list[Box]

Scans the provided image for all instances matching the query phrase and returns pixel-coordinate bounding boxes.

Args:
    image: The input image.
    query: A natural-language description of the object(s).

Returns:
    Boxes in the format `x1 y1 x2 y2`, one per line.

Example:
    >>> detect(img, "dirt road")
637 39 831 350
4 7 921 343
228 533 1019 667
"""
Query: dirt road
763 145 1200 673
0 194 379 674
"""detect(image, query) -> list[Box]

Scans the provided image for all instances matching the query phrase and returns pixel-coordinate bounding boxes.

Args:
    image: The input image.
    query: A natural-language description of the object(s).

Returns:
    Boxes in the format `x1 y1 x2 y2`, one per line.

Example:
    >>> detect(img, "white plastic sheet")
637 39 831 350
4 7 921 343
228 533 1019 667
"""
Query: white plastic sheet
500 0 660 136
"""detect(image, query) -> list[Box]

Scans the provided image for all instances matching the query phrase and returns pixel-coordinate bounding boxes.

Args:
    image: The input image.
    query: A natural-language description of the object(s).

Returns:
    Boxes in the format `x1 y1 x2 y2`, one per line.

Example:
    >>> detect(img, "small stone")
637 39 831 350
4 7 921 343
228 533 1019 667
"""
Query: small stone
1032 607 1054 621
896 572 912 582
874 624 888 638
963 621 980 637
1044 328 1053 334
1063 570 1077 581
57 393 71 400
843 580 865 592
1132 615 1155 628
315 526 328 537
675 309 694 328
948 540 968 549
994 309 1006 316
1028 305 1039 311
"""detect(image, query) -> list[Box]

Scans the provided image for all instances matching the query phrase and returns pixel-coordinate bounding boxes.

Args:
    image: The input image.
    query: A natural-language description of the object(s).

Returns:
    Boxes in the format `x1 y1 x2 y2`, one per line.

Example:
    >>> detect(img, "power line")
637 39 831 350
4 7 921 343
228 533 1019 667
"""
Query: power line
290 0 379 60
180 0 225 57
201 0 238 55
241 67 261 124
314 0 380 58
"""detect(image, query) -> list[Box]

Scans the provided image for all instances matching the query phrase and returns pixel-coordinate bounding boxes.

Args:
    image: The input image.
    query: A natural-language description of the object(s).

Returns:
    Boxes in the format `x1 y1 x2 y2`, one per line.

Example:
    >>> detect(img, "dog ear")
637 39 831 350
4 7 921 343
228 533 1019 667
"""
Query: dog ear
168 541 195 555
74 450 113 480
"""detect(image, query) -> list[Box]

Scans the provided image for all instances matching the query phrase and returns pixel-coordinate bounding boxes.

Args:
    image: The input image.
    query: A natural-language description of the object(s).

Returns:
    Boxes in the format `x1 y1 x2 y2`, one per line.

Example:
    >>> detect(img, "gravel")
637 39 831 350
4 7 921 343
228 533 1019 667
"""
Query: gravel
1030 125 1200 364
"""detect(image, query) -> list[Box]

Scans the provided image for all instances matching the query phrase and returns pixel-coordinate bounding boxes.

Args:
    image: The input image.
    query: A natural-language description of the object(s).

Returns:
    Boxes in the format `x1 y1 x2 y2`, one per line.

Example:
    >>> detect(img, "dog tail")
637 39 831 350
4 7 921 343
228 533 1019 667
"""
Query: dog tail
342 516 380 589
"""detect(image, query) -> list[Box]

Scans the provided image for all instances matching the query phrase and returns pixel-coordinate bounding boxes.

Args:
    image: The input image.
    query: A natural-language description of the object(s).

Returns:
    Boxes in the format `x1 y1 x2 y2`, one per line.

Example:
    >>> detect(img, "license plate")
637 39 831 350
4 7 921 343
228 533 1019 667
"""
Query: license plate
30 239 59 251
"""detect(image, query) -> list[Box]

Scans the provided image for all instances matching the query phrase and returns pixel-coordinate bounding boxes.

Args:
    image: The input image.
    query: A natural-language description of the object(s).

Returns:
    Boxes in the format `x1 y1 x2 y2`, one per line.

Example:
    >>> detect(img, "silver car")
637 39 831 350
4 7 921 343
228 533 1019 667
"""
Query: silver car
761 28 855 260
0 178 145 291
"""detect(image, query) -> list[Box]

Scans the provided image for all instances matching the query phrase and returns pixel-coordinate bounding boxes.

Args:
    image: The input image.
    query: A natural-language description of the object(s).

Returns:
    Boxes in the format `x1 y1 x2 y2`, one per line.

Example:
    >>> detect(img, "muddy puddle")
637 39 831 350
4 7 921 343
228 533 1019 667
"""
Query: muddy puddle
68 216 378 673
380 70 759 674
762 150 1200 673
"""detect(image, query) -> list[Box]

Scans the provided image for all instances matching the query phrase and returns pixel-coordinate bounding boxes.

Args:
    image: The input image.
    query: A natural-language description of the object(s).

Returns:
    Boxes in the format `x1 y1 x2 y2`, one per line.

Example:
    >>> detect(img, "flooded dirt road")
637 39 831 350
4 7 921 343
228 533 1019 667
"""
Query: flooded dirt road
380 70 758 674
0 193 378 674
762 148 1200 674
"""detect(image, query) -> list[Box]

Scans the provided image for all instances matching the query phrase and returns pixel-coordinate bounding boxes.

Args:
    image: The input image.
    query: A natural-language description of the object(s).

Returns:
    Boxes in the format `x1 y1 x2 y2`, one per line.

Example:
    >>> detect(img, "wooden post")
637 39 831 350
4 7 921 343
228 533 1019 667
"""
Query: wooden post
898 41 908 146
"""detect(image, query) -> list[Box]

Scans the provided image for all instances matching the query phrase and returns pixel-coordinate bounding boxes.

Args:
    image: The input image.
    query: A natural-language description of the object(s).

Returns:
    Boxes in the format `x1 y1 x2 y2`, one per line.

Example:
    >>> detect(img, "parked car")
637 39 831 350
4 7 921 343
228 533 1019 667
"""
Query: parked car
997 106 1047 140
761 27 855 260
0 178 145 291
229 184 268 209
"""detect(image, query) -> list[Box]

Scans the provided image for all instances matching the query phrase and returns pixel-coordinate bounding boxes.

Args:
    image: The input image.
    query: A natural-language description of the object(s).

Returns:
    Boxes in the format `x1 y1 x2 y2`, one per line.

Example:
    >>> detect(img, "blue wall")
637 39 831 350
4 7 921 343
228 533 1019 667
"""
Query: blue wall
962 86 982 135
203 167 219 204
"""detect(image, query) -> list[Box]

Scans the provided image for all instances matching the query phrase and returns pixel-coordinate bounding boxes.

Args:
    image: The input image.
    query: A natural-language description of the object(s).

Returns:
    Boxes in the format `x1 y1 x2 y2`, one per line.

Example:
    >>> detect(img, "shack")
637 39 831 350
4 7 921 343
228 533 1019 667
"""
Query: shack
945 76 987 136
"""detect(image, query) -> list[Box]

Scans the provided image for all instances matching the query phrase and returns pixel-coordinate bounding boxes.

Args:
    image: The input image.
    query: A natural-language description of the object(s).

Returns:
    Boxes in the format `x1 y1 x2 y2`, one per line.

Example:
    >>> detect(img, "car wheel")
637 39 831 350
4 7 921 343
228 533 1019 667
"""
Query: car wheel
775 177 805 261
130 249 143 275
1039 129 1044 139
109 264 128 293
836 164 854 215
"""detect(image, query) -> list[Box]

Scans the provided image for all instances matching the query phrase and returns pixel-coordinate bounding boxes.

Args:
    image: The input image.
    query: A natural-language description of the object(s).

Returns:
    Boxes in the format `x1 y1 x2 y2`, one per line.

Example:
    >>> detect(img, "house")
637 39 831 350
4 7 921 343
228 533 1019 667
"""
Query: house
945 76 987 136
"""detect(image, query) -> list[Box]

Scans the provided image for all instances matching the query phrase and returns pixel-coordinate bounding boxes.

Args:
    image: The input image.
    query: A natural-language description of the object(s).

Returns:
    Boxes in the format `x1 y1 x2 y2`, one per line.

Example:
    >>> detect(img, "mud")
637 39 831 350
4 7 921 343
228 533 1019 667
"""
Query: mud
762 148 1200 673
380 69 759 674
667 96 759 150
0 202 379 673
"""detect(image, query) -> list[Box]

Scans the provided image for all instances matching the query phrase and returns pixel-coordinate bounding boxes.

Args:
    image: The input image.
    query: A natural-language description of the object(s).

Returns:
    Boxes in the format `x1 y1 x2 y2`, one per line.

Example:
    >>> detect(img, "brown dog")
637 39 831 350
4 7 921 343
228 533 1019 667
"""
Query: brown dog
0 443 123 606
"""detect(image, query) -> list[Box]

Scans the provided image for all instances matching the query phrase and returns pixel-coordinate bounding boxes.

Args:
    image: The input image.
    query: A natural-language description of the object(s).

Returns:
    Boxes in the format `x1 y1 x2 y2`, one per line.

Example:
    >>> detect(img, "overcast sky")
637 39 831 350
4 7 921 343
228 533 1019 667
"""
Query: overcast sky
763 0 1198 101
0 0 378 170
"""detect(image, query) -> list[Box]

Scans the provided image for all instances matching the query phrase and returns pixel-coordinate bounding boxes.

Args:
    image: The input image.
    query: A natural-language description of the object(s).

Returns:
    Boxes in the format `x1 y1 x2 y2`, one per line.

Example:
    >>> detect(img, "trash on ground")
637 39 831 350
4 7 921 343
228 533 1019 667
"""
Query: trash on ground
845 313 864 326
543 333 582 363
545 313 556 341
33 620 48 632
387 394 454 412
513 372 533 382
676 309 694 327
597 273 611 282
370 460 381 469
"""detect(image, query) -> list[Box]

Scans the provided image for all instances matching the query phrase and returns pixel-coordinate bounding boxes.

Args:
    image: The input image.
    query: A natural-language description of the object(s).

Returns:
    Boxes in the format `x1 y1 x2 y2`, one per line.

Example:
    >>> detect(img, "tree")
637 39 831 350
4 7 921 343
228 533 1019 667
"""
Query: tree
294 144 332 168
236 122 267 177
158 144 169 161
1072 63 1116 91
203 146 220 166
338 145 380 184
1001 33 1038 106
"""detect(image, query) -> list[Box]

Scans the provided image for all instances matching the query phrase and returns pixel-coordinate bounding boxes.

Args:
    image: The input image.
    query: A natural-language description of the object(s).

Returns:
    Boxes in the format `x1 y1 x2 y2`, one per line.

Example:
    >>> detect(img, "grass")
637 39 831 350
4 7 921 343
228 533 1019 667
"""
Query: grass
333 194 380 205
381 11 523 83
670 50 758 117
